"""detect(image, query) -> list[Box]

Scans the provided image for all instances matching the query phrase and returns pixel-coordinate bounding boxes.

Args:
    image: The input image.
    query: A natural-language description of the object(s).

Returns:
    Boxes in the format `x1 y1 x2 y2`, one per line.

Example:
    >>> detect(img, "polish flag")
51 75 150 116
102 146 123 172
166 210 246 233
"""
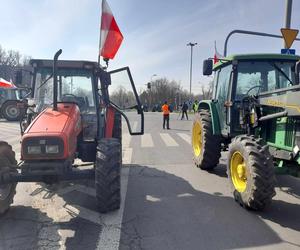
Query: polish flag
0 78 16 88
214 41 223 64
100 0 123 60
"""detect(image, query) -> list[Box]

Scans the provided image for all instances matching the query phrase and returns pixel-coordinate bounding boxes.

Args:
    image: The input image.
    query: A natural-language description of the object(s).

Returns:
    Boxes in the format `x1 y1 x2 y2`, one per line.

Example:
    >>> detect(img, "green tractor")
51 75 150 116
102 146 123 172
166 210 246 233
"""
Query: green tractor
192 30 300 210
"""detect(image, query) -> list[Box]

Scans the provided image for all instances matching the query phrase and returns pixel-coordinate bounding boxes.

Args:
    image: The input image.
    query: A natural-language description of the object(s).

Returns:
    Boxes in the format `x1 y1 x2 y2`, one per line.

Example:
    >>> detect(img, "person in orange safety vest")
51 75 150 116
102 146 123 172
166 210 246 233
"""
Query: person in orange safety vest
161 101 170 129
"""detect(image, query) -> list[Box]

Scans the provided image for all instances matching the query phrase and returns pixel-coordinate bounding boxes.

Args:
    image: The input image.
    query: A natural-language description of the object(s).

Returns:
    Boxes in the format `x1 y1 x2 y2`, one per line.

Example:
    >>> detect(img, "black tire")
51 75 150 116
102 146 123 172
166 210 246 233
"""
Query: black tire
192 109 221 170
113 111 122 164
95 138 121 213
113 111 122 142
227 135 276 210
1 101 23 121
0 141 17 215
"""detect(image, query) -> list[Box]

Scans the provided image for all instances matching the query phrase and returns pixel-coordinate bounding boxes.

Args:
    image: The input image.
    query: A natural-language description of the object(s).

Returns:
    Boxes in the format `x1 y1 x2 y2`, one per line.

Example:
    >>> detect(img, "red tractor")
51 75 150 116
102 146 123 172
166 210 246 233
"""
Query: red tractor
0 50 144 214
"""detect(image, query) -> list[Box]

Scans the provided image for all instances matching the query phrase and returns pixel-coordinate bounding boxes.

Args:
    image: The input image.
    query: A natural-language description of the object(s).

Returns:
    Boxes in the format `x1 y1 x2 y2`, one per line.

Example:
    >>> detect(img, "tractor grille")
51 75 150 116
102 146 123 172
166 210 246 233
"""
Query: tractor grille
285 118 294 147
294 120 300 148
22 136 64 160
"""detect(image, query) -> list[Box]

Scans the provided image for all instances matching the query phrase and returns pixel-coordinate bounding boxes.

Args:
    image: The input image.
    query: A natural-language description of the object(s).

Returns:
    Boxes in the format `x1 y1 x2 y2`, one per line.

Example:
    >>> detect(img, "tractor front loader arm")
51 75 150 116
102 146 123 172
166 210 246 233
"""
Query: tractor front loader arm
259 85 300 117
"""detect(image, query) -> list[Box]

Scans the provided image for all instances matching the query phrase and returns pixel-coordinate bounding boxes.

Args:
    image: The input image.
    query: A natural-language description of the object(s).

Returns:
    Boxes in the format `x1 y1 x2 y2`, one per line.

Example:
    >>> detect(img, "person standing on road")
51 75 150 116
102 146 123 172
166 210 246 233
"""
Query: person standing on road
181 101 189 120
192 100 199 113
161 101 170 129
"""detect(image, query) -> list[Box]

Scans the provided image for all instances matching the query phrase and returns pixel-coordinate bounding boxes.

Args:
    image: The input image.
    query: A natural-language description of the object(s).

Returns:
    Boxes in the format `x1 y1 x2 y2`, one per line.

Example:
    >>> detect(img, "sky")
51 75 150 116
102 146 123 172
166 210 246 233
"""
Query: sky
1 0 300 94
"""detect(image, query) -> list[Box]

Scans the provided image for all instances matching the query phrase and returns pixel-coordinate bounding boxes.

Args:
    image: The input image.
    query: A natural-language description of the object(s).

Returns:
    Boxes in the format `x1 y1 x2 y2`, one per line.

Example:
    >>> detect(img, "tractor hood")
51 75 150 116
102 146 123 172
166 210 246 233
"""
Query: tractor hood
25 103 81 134
21 103 82 160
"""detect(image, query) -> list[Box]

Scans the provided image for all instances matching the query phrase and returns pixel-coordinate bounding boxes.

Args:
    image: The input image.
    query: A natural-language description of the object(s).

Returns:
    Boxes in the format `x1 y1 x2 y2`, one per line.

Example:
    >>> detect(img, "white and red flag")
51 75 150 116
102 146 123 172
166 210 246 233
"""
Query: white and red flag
0 78 16 88
100 0 123 60
213 41 223 64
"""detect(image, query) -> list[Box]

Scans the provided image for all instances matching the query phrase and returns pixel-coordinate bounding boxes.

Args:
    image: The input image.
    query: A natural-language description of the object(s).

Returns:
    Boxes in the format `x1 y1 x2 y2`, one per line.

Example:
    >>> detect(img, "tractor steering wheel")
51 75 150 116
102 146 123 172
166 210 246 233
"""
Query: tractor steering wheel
246 85 262 96
62 94 87 112
62 93 78 99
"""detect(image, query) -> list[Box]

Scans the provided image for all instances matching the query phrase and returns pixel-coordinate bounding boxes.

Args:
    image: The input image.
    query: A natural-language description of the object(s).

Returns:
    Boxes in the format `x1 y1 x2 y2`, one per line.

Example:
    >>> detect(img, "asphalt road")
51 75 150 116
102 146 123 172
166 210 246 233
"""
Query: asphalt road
0 112 299 250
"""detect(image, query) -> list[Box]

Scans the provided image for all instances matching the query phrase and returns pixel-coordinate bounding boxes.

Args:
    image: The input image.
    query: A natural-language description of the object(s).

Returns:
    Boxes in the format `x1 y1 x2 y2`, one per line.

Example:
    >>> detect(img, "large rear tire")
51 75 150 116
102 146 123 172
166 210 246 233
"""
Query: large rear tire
95 138 121 213
192 109 221 170
112 111 122 164
227 135 276 210
113 111 122 142
1 101 23 121
0 141 17 215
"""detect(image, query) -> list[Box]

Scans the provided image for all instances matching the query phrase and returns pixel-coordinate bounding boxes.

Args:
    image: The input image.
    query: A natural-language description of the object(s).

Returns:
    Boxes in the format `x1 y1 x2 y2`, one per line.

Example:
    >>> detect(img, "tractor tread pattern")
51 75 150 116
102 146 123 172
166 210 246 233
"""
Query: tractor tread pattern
95 138 121 213
194 109 221 170
228 135 276 211
0 141 17 215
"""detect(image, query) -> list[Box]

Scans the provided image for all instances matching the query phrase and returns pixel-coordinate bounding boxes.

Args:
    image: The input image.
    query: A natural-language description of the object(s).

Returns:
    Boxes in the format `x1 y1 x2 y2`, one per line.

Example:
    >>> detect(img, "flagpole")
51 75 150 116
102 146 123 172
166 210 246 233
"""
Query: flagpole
98 0 103 66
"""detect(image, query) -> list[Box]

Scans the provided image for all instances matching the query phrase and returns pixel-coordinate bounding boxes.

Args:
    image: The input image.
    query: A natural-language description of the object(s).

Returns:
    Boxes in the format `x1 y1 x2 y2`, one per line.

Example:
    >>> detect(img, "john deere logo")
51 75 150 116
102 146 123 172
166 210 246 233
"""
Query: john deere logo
266 99 300 113
267 100 285 107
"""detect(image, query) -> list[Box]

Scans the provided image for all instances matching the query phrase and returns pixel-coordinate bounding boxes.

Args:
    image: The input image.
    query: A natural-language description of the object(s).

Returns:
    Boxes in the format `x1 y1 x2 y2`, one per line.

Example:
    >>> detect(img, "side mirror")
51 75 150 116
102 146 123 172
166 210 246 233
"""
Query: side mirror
15 70 23 85
203 59 213 76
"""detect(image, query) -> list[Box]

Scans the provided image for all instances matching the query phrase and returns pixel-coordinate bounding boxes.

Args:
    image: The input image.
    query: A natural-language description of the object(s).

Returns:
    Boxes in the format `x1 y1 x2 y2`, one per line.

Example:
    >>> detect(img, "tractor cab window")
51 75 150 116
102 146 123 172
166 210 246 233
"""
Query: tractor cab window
34 68 95 113
235 61 295 99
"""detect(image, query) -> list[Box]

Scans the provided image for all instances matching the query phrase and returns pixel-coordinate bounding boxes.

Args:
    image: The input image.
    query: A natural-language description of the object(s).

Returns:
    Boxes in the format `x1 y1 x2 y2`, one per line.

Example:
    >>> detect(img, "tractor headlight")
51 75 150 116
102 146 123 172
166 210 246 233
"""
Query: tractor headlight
22 137 64 159
28 145 42 154
45 145 59 154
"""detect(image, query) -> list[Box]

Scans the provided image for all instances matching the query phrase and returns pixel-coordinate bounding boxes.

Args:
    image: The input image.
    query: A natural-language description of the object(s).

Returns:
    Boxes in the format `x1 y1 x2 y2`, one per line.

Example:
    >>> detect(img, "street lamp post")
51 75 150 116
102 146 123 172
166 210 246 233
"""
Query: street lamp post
149 74 157 109
285 0 292 29
187 42 197 96
284 0 293 48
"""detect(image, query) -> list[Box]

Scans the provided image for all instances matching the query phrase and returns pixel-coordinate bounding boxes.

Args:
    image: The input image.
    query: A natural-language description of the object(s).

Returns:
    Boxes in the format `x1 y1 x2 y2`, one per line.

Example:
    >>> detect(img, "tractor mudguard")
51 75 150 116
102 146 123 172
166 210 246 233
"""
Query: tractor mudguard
198 100 221 135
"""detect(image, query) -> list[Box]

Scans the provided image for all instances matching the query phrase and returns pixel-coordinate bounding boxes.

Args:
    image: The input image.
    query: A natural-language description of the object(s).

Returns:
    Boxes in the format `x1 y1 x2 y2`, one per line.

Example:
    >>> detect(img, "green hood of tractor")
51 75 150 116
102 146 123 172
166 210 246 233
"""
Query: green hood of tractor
213 53 300 70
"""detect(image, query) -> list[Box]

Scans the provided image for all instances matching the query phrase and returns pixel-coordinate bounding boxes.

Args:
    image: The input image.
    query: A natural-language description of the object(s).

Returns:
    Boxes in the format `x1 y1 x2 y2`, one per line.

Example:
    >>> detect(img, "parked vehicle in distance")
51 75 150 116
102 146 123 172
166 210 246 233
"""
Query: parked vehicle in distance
152 104 159 112
0 78 27 121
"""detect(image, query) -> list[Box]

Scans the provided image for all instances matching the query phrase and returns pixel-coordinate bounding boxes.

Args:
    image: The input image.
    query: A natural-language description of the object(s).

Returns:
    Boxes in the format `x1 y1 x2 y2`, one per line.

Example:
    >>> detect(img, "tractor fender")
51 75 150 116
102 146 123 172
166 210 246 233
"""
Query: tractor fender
198 100 221 135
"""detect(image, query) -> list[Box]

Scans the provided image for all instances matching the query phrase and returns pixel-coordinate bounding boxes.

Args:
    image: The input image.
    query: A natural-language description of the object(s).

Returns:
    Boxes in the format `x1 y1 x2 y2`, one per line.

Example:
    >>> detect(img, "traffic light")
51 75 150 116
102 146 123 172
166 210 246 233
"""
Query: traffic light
147 82 151 89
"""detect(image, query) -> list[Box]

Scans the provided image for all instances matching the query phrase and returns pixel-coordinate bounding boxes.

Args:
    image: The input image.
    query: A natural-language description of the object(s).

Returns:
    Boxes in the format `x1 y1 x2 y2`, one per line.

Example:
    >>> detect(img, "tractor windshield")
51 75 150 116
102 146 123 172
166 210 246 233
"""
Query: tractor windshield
34 68 95 113
235 60 295 98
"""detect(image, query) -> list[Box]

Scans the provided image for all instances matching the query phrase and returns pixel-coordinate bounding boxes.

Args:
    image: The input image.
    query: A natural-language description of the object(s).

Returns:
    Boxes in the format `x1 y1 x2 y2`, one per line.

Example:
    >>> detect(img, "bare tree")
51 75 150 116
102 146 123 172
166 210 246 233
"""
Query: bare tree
200 81 214 100
110 86 136 109
0 45 32 86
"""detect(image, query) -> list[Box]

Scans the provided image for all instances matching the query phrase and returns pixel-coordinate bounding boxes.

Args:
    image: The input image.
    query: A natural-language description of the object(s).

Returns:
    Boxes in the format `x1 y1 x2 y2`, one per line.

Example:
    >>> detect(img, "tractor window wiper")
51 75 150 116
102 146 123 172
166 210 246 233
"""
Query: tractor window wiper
269 62 293 86
37 73 53 90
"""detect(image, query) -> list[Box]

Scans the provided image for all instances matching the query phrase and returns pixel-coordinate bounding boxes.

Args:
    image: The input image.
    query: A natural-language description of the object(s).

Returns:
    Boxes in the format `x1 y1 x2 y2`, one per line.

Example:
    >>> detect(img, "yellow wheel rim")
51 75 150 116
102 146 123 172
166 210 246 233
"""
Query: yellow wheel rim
230 151 247 192
192 121 202 157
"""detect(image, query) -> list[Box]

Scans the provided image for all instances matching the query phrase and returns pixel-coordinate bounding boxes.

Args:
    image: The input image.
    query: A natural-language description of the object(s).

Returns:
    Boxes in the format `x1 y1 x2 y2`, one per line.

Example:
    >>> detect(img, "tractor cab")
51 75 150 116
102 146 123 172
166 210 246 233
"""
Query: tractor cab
205 54 300 136
31 60 97 114
27 59 100 143
23 57 144 139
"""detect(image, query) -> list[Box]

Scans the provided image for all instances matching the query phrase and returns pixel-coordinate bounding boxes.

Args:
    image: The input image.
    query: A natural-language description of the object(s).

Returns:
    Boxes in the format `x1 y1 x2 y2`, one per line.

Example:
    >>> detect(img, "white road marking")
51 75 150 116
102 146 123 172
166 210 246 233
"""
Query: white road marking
122 133 131 147
141 133 154 148
177 133 191 145
123 148 133 164
160 133 179 147
132 121 138 132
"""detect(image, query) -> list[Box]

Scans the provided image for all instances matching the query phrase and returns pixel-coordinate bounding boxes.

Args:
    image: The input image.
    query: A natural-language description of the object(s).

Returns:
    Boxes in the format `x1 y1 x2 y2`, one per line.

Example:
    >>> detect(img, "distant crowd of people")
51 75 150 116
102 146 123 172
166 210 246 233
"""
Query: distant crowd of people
160 100 200 129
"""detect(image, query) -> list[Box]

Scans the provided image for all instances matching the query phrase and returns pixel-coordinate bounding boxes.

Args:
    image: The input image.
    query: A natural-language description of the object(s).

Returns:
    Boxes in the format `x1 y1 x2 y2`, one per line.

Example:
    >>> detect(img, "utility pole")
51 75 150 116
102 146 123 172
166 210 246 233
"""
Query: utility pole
149 74 157 109
187 42 197 96
284 0 293 48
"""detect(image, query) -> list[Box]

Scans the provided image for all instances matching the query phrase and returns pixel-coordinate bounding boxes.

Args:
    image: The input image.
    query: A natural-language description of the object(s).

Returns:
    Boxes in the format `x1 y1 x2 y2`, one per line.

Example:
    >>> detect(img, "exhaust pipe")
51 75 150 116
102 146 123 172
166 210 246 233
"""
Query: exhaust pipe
53 49 62 111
